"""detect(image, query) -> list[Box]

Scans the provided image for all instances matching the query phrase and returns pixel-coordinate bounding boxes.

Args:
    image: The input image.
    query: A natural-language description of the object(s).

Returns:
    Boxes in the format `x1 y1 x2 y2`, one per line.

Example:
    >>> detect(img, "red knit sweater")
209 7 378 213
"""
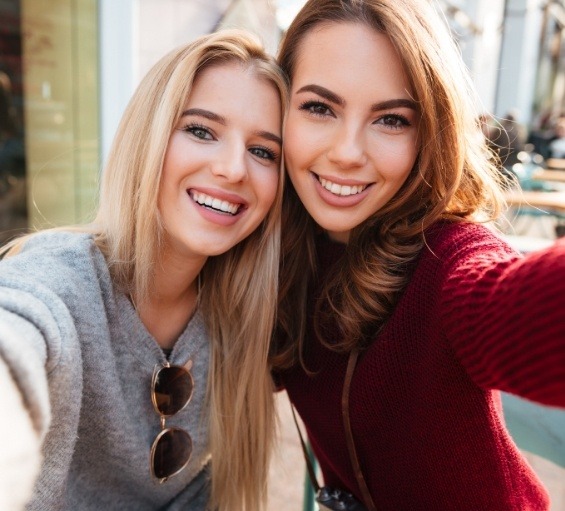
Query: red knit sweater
280 221 565 510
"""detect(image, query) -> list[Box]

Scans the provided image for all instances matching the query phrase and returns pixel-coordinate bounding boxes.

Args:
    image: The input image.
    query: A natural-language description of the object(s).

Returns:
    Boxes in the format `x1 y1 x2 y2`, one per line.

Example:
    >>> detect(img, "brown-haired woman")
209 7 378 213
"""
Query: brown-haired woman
272 1 565 510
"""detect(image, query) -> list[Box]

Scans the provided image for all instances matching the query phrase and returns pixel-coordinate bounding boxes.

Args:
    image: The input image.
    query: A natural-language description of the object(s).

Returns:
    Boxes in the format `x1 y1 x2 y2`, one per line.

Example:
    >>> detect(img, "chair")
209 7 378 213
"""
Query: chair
302 442 316 511
506 159 565 238
502 393 565 468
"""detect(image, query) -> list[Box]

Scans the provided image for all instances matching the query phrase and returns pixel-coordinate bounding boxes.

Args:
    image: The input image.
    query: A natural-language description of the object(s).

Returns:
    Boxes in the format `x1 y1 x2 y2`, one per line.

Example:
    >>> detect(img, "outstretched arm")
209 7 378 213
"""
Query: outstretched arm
442 237 565 407
0 280 71 510
0 354 42 510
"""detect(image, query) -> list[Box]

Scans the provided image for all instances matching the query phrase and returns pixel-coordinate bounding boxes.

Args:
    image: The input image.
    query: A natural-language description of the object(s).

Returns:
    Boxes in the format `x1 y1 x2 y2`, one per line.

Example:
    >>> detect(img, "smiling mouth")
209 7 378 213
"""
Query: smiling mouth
316 175 369 197
189 190 242 216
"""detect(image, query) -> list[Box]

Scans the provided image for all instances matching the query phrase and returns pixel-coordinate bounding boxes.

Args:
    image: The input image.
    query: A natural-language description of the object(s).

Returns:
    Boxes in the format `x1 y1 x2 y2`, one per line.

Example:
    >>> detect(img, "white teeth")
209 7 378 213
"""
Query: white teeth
191 191 240 215
319 177 368 196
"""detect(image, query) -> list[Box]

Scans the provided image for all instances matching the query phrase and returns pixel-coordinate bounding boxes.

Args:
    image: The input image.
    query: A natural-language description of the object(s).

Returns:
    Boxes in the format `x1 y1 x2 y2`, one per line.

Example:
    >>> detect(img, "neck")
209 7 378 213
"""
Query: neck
133 251 207 350
327 229 350 244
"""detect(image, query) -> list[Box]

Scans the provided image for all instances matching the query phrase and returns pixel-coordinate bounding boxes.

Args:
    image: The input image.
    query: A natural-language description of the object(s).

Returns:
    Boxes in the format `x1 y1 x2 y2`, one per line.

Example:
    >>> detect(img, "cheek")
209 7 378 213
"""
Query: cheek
157 169 174 213
282 132 302 172
162 133 183 169
255 170 280 209
371 137 418 175
283 114 317 168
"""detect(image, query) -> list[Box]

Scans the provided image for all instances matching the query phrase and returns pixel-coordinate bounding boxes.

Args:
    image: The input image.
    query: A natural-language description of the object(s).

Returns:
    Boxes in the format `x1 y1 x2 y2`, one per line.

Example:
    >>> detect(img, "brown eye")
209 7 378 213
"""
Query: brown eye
376 114 411 130
300 101 333 117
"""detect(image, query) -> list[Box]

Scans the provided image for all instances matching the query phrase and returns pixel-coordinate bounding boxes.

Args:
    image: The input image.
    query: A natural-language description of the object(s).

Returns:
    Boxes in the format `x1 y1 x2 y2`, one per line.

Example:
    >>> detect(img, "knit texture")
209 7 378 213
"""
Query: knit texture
0 231 211 510
280 221 565 511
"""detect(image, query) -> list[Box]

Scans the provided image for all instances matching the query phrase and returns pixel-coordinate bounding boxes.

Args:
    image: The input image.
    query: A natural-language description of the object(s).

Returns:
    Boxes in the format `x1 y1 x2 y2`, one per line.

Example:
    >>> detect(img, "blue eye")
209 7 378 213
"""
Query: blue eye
250 146 278 161
183 124 214 140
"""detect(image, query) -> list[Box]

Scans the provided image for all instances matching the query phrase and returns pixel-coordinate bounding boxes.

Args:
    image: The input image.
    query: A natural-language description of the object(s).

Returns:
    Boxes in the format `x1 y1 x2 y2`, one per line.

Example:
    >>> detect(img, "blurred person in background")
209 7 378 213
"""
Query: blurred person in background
480 110 526 182
528 110 563 159
548 114 565 159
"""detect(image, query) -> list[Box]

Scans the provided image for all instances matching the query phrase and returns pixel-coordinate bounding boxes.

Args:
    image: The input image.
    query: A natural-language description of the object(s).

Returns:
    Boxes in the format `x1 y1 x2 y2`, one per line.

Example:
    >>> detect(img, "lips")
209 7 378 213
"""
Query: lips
309 172 373 208
188 188 246 216
317 176 369 197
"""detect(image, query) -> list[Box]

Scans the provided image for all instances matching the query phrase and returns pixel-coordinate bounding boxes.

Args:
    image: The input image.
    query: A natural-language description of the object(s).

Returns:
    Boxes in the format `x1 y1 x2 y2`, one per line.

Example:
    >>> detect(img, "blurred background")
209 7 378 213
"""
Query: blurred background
1 0 564 509
0 0 564 243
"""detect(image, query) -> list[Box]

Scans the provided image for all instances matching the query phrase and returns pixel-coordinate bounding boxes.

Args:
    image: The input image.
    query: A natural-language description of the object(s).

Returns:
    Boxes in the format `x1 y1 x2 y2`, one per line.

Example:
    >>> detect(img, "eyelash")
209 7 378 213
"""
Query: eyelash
250 146 278 162
181 124 278 162
298 100 412 130
182 123 213 140
378 114 412 130
299 100 333 117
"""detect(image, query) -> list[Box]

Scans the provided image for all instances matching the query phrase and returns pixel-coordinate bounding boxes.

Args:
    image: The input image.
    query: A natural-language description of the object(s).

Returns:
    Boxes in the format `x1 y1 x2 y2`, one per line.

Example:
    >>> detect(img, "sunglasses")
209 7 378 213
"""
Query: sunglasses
150 363 194 483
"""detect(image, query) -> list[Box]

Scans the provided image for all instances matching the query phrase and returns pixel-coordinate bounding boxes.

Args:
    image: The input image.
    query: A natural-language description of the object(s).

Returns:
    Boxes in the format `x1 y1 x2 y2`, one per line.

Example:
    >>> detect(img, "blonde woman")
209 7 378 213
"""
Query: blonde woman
273 0 565 510
0 29 286 511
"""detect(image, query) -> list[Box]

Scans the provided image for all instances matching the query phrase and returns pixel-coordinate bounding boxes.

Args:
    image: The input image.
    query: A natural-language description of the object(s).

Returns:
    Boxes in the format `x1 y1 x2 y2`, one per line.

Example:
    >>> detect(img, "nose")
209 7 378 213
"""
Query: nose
326 121 367 169
211 139 248 182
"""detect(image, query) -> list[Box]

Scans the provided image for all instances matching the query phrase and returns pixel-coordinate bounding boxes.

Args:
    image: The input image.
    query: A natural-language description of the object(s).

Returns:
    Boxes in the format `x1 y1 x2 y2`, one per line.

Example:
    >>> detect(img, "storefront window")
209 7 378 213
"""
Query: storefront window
0 0 27 245
0 0 99 246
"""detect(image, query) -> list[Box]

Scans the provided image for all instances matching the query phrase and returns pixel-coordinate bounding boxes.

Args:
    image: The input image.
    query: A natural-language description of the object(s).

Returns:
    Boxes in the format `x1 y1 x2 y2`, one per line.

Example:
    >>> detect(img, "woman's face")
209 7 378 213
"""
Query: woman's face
284 22 420 242
158 62 282 262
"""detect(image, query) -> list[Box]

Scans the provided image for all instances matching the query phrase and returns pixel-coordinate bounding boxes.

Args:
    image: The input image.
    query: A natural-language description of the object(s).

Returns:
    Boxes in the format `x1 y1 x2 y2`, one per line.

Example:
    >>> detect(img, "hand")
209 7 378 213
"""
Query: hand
0 358 42 510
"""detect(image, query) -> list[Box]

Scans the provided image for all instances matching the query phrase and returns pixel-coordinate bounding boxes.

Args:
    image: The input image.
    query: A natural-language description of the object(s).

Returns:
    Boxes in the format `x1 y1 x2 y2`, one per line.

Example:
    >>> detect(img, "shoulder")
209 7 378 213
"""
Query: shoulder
7 229 99 265
0 230 109 297
423 220 517 263
414 221 521 288
17 229 95 253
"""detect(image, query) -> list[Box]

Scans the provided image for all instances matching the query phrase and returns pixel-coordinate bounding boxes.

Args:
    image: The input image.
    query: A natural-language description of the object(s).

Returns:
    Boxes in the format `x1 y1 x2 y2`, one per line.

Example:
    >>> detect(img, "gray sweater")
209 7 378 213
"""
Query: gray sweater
0 231 211 510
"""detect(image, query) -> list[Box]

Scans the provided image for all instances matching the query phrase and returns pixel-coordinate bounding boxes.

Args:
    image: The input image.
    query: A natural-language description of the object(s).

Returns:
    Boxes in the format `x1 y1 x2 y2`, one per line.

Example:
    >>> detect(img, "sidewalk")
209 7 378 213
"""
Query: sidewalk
268 392 305 510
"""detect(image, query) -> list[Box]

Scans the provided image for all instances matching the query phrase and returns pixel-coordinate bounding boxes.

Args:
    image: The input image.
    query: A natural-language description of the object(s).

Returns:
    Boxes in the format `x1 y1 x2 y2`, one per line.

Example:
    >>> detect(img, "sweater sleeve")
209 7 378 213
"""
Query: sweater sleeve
0 288 59 511
0 355 42 511
440 233 565 407
0 287 60 437
0 234 88 508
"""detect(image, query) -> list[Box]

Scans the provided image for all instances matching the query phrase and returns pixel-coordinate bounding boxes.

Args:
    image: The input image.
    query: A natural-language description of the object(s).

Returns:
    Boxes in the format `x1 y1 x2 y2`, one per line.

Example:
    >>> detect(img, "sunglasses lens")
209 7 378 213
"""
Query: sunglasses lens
152 427 192 480
153 366 194 416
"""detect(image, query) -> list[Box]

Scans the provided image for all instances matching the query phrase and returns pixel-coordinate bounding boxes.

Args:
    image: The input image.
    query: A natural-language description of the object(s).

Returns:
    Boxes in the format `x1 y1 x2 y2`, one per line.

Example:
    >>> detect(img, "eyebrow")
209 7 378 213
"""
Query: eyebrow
257 131 282 146
296 84 343 106
371 98 418 112
181 108 226 124
295 84 418 112
181 108 281 146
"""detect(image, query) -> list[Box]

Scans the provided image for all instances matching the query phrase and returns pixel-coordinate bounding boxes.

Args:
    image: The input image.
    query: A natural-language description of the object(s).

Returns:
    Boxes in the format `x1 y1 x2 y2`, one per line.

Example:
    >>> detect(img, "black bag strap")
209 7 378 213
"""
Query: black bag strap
290 402 321 492
291 349 377 511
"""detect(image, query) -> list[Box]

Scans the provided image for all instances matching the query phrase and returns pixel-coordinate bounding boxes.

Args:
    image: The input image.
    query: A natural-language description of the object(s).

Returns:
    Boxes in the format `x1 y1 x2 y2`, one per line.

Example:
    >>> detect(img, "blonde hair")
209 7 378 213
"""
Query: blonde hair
4 29 288 510
273 0 505 365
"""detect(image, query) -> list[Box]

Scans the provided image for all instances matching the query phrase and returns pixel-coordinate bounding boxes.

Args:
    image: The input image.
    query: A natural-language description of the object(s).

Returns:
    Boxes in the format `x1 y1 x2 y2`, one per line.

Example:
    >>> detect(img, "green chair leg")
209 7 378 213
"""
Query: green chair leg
502 392 565 468
302 442 317 511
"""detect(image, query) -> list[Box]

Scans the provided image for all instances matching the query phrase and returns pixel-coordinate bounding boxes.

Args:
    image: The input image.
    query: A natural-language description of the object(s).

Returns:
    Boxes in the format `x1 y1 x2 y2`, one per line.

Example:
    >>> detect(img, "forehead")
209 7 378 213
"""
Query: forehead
292 21 412 97
191 60 271 95
184 61 282 129
188 61 280 105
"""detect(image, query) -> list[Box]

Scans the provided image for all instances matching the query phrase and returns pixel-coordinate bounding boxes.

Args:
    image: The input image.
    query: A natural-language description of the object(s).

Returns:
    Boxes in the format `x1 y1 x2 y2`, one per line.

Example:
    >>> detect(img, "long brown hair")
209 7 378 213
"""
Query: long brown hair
272 0 504 367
